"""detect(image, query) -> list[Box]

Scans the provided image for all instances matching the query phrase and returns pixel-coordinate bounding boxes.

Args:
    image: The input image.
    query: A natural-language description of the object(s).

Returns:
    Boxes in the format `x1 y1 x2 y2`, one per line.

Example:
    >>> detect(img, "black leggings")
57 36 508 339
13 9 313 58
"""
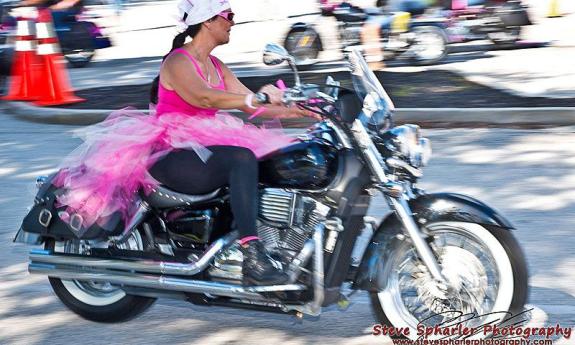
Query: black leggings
149 146 258 237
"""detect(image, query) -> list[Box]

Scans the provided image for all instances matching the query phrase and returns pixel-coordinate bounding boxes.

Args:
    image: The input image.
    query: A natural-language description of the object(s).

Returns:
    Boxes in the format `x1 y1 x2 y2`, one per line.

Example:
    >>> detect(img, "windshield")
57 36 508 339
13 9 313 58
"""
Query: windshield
348 48 395 131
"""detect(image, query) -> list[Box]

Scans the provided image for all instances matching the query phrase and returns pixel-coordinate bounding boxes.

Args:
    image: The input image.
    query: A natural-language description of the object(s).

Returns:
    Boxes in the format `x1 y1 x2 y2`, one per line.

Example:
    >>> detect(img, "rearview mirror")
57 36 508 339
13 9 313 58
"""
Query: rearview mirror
263 43 290 66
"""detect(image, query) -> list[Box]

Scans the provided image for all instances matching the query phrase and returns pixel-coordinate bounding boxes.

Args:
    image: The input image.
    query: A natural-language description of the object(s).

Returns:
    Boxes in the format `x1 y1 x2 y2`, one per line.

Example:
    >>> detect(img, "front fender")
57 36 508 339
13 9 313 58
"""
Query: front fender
353 192 514 291
289 22 312 31
409 192 514 230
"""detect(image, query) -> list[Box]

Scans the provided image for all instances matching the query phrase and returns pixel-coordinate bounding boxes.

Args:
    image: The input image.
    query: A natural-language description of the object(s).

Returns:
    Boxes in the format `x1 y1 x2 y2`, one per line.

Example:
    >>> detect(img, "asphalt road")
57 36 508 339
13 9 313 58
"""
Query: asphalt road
1 115 574 344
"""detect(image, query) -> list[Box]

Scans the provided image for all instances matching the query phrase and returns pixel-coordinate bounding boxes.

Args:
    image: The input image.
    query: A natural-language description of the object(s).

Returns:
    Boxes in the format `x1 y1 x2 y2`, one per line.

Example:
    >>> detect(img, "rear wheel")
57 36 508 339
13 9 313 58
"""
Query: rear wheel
46 232 156 323
370 221 528 340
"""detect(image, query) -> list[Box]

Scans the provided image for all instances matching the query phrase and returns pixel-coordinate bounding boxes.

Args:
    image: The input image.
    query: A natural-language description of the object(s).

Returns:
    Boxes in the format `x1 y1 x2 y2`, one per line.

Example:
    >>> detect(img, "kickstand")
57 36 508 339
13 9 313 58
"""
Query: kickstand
291 312 321 325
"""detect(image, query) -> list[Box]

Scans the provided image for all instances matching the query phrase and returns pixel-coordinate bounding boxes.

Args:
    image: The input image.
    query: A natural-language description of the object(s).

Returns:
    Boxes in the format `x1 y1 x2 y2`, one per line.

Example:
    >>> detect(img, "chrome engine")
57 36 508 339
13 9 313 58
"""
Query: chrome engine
208 188 330 282
258 189 329 260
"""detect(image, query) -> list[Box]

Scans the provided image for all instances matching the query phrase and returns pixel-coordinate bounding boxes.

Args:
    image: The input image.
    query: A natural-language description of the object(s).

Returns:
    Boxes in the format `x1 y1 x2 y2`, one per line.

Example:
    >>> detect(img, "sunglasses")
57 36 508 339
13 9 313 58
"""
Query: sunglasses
217 11 235 22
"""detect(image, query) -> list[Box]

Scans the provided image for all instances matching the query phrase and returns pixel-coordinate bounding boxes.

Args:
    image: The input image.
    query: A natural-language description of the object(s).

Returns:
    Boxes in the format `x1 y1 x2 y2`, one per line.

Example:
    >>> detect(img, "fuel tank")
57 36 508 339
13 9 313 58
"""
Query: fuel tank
258 140 339 190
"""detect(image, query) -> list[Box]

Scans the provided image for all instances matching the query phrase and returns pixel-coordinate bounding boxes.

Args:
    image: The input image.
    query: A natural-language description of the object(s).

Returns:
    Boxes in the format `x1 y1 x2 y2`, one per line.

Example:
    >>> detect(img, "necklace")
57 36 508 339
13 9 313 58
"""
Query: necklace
199 57 213 85
205 61 212 84
189 48 213 85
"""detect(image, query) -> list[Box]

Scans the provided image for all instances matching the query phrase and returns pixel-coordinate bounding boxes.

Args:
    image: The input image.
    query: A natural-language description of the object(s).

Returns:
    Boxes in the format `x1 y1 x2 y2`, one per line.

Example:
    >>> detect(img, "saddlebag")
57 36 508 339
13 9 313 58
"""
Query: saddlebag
20 174 124 240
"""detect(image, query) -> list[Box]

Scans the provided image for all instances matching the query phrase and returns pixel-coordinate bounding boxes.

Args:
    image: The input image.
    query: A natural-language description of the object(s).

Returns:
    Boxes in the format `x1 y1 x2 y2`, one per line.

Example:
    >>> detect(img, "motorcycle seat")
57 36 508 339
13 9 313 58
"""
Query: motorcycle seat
141 185 222 209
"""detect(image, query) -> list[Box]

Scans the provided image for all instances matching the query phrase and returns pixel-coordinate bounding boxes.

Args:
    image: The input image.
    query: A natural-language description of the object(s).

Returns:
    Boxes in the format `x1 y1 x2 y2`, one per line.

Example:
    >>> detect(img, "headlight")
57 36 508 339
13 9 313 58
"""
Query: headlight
388 124 432 168
359 92 392 132
414 137 432 167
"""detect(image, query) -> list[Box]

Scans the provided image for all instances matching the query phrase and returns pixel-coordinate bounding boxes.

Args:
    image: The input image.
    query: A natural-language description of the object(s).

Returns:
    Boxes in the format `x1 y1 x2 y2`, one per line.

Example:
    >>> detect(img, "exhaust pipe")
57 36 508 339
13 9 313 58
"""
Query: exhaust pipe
28 230 305 299
29 263 305 299
30 232 238 276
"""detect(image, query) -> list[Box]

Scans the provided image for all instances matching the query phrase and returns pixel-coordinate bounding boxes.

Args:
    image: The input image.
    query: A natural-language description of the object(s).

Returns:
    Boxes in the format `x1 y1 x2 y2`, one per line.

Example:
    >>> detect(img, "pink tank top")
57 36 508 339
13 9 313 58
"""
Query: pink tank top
156 48 226 117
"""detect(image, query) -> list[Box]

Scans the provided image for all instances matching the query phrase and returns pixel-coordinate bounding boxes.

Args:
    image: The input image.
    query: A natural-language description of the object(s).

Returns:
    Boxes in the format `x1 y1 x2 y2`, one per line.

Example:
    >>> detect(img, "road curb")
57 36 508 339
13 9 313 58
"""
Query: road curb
3 101 575 127
1 102 129 126
394 107 575 126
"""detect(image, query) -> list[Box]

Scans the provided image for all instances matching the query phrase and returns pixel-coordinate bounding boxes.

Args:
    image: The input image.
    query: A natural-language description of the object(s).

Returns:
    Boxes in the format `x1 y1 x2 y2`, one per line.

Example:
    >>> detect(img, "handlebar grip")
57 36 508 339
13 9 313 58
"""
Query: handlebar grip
255 92 270 105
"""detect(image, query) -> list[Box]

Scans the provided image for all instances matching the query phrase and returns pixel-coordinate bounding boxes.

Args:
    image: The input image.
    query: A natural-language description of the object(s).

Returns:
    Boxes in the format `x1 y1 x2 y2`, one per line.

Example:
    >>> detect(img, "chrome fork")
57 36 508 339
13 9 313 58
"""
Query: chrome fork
388 196 446 284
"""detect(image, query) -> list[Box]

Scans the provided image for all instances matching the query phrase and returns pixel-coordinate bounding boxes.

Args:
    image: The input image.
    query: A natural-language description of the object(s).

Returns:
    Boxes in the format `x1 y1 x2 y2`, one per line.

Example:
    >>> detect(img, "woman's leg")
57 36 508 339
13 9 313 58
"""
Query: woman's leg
149 145 258 238
149 145 287 285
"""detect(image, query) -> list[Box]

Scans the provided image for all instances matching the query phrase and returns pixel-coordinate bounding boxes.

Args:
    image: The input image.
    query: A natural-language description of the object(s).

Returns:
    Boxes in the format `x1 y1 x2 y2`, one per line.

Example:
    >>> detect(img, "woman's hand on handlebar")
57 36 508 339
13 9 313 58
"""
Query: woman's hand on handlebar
257 84 283 105
281 104 323 121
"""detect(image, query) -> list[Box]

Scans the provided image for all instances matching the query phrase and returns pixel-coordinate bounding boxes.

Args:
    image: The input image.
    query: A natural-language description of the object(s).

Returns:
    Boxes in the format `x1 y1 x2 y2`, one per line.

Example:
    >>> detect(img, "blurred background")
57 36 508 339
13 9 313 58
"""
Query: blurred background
0 0 574 344
0 0 574 100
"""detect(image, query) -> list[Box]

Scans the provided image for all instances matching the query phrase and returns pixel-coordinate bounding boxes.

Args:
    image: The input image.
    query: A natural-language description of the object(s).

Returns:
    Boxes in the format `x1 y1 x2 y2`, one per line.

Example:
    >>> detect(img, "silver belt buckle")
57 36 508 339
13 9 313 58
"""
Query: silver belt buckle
38 209 52 227
69 213 84 233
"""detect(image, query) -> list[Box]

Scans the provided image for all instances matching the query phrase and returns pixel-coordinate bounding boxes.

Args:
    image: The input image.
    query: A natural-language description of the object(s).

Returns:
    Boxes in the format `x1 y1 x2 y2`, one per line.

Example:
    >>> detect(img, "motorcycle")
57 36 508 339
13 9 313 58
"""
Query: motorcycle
14 44 528 339
439 0 532 46
0 3 111 68
284 1 449 66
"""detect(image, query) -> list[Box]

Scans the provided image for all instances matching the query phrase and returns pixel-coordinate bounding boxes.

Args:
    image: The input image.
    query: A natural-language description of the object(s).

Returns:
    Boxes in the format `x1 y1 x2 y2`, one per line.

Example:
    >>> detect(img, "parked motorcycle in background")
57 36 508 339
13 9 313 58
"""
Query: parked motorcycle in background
0 1 111 69
437 0 532 46
15 43 529 340
0 0 15 90
284 1 449 66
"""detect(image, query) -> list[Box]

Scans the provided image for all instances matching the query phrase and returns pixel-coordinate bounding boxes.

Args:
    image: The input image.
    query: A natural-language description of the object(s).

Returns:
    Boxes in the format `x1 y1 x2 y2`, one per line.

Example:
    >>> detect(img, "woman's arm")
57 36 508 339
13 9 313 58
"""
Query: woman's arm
164 54 319 120
163 54 259 110
214 57 320 120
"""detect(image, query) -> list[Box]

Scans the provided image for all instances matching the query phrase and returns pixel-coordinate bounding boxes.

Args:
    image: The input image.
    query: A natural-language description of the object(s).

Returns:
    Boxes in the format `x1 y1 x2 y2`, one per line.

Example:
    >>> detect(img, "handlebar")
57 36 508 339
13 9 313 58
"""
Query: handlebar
281 83 336 106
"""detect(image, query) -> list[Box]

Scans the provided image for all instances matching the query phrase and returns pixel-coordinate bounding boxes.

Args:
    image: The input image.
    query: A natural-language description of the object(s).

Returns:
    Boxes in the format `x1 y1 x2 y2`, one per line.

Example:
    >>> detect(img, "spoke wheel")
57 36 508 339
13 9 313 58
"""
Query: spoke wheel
370 222 528 340
46 232 156 323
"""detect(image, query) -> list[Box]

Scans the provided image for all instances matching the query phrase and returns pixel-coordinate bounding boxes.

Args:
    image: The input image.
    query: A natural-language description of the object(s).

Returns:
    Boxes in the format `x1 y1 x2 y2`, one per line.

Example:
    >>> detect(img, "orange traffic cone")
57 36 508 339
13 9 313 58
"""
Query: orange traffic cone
32 8 84 106
2 17 43 101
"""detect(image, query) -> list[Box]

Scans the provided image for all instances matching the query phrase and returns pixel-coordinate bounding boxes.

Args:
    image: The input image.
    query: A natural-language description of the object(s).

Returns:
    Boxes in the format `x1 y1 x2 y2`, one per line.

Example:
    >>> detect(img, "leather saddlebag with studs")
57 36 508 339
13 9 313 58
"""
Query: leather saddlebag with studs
20 173 124 240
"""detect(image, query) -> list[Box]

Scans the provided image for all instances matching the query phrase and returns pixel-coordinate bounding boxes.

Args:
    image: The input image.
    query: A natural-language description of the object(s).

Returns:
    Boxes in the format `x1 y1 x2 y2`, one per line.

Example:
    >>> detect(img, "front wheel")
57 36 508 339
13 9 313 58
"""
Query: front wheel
370 221 528 340
410 26 448 66
45 232 156 323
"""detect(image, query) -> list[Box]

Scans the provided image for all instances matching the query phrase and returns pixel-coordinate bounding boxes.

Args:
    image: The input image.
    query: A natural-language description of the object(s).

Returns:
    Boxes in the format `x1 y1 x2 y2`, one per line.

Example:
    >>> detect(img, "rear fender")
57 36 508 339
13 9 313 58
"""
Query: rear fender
14 228 45 245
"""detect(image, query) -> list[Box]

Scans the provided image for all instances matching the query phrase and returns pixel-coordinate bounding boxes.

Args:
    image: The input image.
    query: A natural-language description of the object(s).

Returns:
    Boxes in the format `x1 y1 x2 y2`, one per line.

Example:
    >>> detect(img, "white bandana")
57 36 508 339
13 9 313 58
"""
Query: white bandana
176 0 231 31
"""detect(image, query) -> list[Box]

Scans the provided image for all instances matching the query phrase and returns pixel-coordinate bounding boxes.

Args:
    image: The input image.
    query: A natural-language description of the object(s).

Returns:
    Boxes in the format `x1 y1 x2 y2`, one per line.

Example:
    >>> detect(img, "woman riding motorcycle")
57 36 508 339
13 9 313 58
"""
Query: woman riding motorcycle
52 0 320 286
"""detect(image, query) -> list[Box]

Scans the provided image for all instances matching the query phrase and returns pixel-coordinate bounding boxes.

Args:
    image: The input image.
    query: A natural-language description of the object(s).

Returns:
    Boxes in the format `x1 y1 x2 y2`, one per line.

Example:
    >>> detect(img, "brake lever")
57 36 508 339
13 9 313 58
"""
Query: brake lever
281 90 308 106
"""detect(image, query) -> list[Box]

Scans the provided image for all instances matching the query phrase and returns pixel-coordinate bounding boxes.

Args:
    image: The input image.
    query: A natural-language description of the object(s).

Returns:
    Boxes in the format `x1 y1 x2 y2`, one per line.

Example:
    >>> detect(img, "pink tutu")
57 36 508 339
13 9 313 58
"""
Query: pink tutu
54 107 296 229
